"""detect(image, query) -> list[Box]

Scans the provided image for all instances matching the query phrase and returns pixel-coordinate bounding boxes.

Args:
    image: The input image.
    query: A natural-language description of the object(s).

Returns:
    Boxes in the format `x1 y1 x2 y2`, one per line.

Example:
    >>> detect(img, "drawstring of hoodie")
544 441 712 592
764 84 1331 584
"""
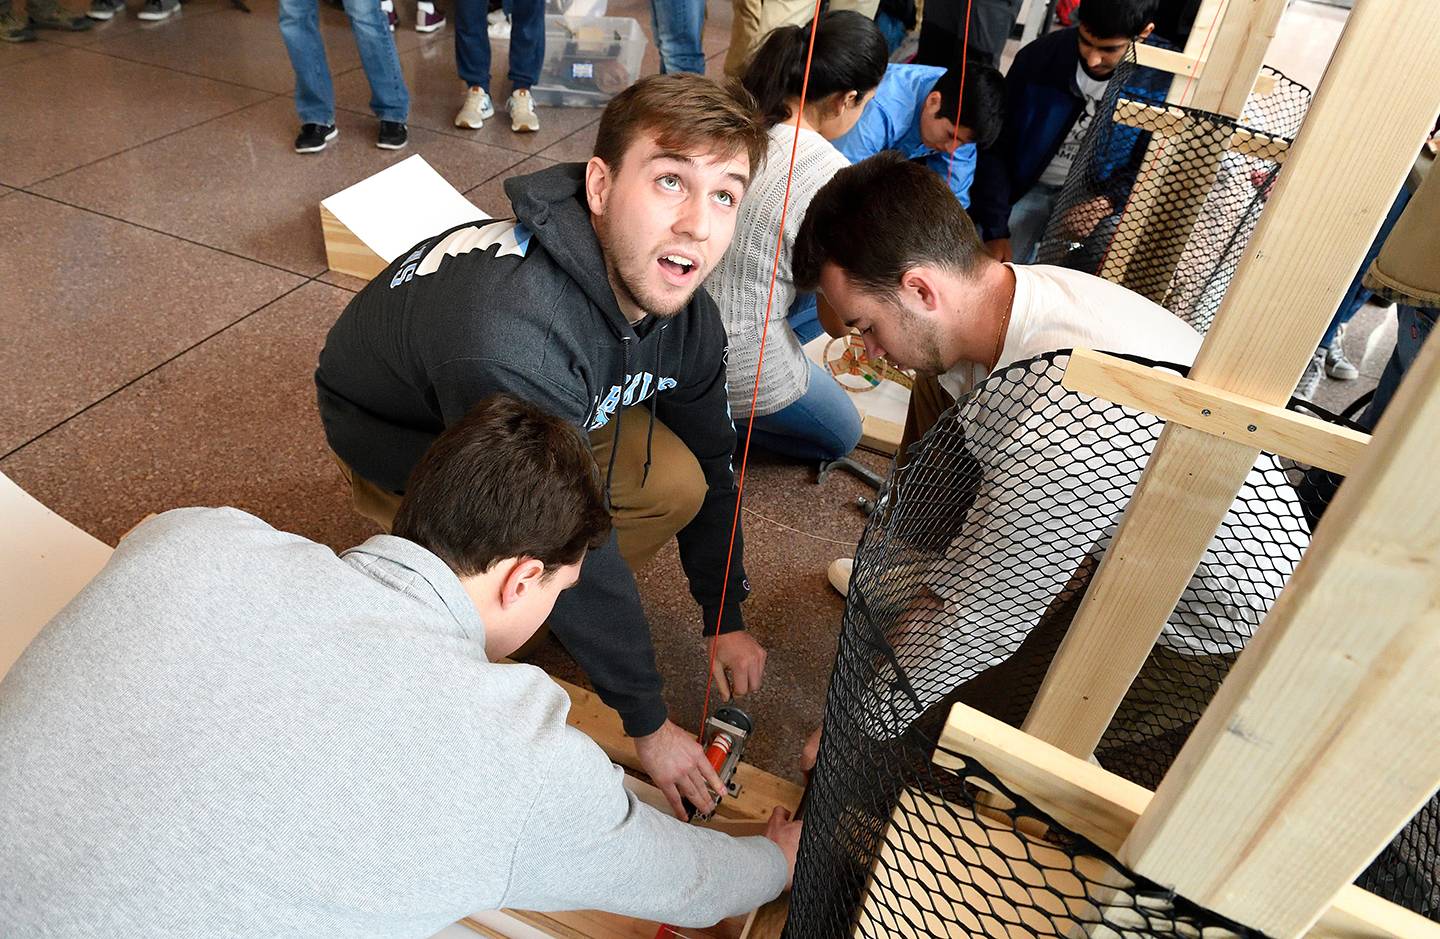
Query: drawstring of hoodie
602 337 631 511
641 326 664 487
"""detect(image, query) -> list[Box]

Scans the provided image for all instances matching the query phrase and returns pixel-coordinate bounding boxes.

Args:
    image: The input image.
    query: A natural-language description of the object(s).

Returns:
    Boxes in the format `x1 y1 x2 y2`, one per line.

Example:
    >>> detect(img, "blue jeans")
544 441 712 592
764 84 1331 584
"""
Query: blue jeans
650 0 705 74
456 0 544 90
788 293 822 344
737 360 862 462
1007 182 1062 264
279 0 409 124
1360 305 1436 432
1321 186 1414 348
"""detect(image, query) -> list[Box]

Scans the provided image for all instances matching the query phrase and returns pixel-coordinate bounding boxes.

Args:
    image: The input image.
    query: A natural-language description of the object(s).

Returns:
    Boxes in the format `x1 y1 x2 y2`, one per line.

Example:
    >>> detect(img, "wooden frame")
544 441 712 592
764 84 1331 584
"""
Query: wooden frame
1023 0 1440 760
319 204 390 282
1060 348 1369 475
936 704 1440 939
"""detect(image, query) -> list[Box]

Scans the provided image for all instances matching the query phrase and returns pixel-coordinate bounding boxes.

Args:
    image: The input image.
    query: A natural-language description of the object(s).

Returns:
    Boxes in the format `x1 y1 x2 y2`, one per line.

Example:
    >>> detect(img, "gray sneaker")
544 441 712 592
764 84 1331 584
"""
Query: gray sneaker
1295 349 1325 401
87 0 125 19
136 0 178 20
1324 325 1360 380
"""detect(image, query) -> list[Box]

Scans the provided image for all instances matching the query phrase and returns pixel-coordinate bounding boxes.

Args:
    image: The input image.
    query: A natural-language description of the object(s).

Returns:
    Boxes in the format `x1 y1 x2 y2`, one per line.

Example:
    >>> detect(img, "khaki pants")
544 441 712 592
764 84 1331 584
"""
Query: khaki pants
724 0 881 76
332 406 707 571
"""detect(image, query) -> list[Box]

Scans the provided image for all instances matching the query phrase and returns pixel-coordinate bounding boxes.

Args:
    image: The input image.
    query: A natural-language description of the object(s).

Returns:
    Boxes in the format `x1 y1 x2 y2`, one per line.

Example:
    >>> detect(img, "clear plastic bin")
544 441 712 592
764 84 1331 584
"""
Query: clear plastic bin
531 15 647 109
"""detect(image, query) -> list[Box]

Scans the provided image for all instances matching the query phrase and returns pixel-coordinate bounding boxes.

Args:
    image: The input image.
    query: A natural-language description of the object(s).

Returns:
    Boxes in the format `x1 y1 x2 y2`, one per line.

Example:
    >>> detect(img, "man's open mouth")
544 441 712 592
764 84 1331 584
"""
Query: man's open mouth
658 253 697 278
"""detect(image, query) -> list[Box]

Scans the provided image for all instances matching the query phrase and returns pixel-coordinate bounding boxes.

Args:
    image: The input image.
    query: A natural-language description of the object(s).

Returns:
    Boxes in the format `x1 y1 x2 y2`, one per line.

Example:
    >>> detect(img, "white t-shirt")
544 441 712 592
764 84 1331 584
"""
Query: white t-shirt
938 264 1203 400
1037 65 1110 188
871 266 1310 733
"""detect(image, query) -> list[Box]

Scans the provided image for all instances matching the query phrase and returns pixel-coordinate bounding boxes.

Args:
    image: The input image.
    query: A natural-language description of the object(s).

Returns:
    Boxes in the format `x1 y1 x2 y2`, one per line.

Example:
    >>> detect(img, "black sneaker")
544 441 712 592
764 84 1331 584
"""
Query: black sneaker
376 121 408 150
294 123 338 153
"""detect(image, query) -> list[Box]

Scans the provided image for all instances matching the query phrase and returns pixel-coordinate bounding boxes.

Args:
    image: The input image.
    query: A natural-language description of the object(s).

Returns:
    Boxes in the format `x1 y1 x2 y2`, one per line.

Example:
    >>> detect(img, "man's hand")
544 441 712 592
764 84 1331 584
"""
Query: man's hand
710 630 766 700
984 237 1012 262
1058 195 1112 240
633 720 725 821
763 806 802 889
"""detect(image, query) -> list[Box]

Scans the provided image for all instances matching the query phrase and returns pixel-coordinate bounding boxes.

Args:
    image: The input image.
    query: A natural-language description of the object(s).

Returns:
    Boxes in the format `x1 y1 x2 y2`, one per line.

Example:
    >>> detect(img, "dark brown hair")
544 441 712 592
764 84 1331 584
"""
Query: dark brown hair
593 73 768 183
742 11 888 128
392 394 611 577
793 152 987 295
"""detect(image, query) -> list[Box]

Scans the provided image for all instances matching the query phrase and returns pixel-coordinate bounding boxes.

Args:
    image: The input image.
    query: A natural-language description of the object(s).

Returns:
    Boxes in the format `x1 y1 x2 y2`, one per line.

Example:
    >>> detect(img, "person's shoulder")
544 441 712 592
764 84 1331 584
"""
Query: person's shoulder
1013 27 1076 70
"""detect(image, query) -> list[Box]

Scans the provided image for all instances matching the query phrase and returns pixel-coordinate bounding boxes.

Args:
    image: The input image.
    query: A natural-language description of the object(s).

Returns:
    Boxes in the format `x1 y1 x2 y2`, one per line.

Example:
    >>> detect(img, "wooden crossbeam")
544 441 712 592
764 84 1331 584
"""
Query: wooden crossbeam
1112 98 1292 163
1022 0 1440 761
1119 329 1440 937
937 704 1440 939
1061 348 1368 474
1133 46 1278 97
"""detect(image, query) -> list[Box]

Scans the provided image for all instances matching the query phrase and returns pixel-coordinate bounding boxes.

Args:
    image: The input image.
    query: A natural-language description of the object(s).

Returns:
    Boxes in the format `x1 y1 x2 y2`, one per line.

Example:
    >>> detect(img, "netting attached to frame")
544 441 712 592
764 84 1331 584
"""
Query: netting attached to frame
784 352 1439 937
1034 56 1311 333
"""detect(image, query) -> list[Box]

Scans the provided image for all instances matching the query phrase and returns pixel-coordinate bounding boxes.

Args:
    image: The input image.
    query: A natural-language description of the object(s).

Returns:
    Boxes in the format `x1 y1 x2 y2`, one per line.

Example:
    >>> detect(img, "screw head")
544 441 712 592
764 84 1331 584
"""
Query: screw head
1201 408 1211 416
1247 424 1258 432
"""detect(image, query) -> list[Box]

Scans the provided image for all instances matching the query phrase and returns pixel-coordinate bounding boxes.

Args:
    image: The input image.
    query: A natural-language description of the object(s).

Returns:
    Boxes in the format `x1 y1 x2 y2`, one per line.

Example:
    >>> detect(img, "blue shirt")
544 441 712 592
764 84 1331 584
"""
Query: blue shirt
834 63 978 208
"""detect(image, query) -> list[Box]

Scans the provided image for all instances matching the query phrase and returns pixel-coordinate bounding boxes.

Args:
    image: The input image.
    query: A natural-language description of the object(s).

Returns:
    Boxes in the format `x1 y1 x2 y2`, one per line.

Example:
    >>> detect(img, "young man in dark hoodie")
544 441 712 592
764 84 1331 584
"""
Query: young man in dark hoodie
969 0 1157 264
314 73 771 821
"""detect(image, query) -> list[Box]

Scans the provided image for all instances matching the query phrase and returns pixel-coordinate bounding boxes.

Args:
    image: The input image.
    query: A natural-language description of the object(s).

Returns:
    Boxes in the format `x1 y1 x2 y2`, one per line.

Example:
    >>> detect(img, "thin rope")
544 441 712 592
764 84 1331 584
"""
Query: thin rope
946 0 977 192
744 507 861 548
699 0 827 731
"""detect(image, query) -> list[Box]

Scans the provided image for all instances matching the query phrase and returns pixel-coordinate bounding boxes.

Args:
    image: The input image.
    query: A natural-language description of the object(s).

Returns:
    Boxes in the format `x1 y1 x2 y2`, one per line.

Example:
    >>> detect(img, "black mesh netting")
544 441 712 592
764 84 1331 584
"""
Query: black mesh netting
784 352 1439 937
1033 55 1311 333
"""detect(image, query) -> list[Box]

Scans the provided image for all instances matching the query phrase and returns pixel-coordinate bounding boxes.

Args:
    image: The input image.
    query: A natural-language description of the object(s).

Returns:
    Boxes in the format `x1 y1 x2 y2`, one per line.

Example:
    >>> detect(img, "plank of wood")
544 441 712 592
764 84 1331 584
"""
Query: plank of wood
1022 0 1440 761
1112 98 1292 163
1061 348 1369 474
1177 0 1288 117
1119 331 1440 936
320 203 388 281
738 896 788 939
940 703 1440 939
859 413 903 456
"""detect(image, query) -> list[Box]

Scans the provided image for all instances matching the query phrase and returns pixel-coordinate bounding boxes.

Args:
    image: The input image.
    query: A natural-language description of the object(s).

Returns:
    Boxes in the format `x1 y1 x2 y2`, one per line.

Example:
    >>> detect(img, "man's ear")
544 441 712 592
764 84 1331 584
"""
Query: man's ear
584 156 612 218
1137 22 1155 41
924 89 943 117
900 267 941 311
499 557 548 609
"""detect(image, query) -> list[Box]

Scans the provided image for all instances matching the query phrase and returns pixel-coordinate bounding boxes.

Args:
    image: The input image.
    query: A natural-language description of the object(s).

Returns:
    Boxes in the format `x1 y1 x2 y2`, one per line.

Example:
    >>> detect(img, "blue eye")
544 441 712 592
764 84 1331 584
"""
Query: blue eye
658 175 681 191
715 191 736 207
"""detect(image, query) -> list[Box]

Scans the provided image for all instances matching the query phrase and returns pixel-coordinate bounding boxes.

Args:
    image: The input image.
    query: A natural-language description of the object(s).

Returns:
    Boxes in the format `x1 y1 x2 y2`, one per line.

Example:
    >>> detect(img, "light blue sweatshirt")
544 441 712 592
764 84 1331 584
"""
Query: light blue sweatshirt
0 508 786 938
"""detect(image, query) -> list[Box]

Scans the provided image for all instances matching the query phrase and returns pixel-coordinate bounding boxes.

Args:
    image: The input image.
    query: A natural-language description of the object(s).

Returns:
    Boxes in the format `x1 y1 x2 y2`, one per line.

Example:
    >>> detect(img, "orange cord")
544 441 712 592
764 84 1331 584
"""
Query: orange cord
946 0 976 192
698 0 828 734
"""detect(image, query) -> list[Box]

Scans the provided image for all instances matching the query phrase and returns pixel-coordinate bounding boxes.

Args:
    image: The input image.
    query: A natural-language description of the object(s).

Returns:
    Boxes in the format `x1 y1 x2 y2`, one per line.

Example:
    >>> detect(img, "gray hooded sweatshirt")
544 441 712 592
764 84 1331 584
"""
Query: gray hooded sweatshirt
0 508 785 938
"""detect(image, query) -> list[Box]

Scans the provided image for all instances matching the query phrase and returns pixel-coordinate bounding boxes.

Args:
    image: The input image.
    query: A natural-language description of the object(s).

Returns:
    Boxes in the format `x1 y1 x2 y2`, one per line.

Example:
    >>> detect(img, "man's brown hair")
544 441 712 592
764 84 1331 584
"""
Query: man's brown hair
593 74 768 183
392 394 611 577
793 152 987 296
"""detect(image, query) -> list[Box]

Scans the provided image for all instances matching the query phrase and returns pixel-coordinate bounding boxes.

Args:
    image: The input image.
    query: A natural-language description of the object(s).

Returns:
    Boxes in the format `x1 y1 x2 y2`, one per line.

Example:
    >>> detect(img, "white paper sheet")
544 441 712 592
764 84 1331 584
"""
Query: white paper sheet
320 155 490 264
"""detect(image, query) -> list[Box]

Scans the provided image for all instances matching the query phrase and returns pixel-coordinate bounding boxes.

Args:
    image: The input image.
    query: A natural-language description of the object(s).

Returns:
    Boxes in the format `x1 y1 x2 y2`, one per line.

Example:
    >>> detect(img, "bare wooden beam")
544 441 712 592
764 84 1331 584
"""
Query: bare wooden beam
1119 330 1440 937
1113 98 1291 163
1022 0 1440 759
939 704 1440 939
1061 349 1369 474
1176 0 1288 117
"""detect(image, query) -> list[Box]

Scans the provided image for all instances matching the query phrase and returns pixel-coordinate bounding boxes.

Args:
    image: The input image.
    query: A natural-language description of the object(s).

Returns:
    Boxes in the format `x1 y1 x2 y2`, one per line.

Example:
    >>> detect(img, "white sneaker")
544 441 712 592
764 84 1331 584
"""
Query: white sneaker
828 557 854 597
1324 325 1360 380
508 88 539 133
454 86 494 129
487 10 510 37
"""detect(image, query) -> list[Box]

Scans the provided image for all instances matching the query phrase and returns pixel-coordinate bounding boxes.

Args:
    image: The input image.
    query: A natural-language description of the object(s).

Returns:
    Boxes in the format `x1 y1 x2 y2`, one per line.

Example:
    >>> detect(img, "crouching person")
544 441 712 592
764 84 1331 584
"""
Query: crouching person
0 393 799 938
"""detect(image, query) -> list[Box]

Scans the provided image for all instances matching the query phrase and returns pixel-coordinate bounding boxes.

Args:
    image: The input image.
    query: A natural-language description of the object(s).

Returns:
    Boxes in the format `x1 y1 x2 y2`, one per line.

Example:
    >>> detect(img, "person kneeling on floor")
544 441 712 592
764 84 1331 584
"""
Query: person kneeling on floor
0 393 800 938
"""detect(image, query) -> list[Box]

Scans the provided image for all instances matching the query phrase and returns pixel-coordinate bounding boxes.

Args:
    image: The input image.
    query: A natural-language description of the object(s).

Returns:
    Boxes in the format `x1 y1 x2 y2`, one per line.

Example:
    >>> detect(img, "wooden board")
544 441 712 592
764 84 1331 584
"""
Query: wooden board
939 704 1440 939
1118 331 1440 937
0 472 115 679
320 203 389 282
1061 348 1369 475
1022 0 1440 761
1112 98 1292 164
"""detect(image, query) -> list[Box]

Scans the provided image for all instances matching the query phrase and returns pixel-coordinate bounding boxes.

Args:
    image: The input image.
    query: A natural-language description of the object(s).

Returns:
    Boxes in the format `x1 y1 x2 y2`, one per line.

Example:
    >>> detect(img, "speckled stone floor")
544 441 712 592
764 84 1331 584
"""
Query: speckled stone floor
2 0 1368 783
